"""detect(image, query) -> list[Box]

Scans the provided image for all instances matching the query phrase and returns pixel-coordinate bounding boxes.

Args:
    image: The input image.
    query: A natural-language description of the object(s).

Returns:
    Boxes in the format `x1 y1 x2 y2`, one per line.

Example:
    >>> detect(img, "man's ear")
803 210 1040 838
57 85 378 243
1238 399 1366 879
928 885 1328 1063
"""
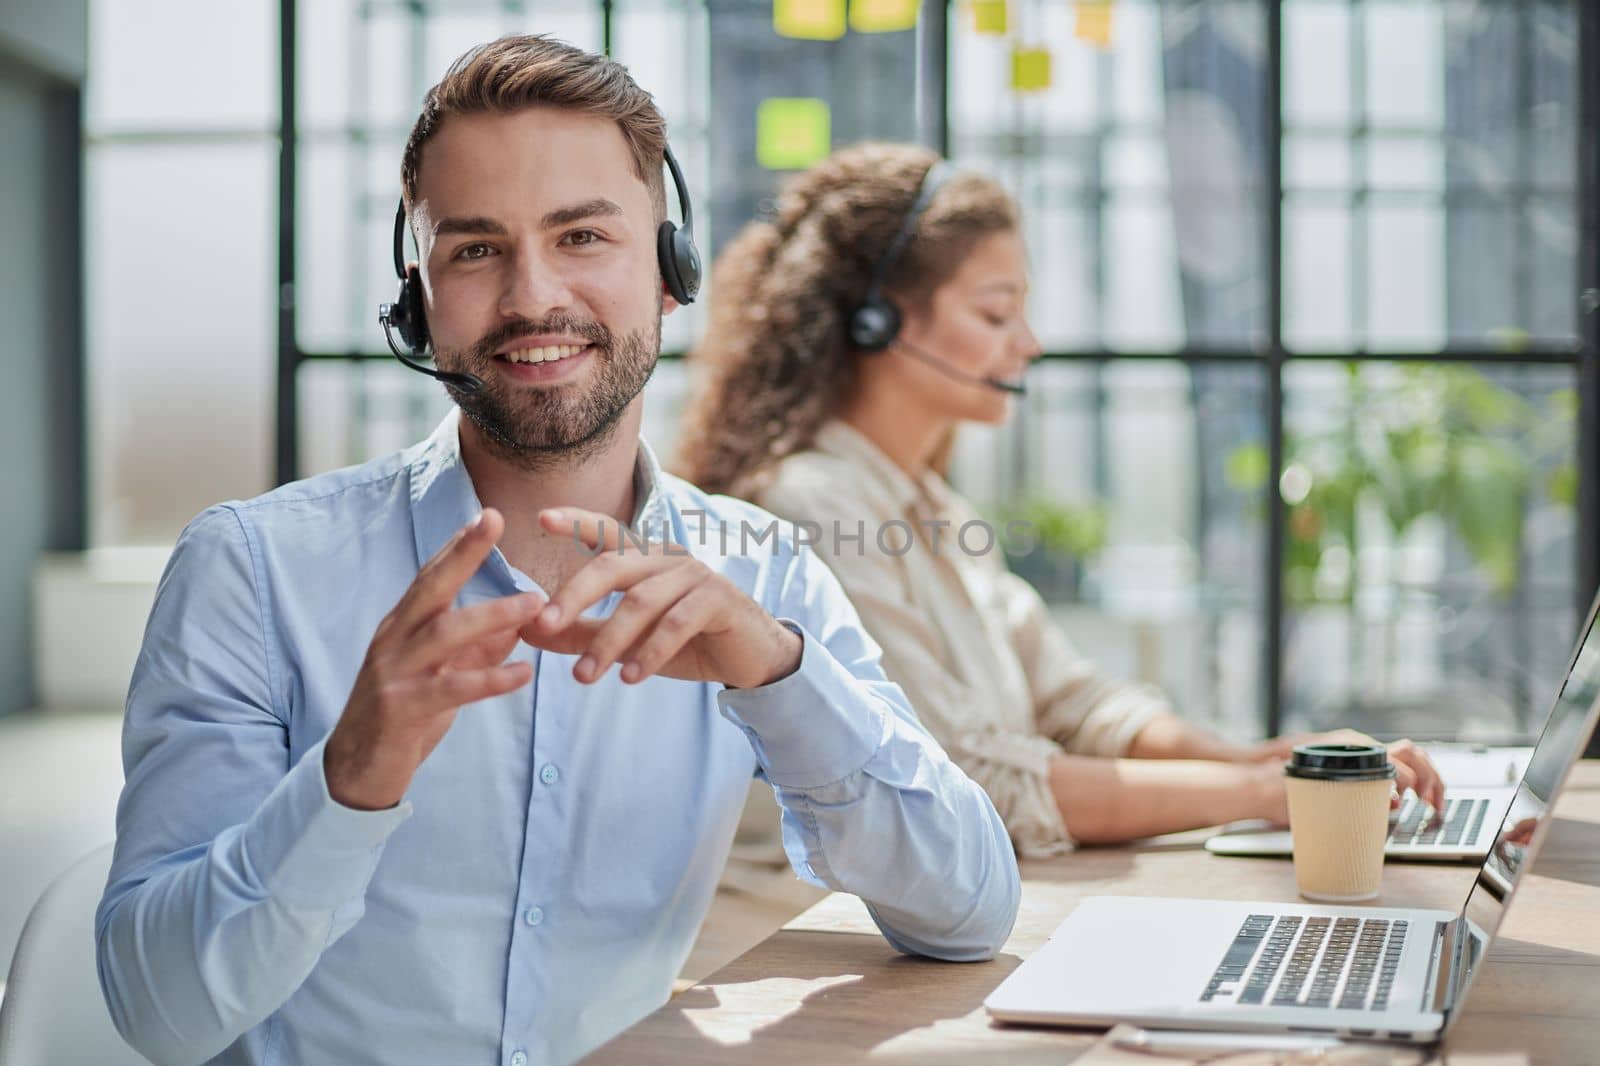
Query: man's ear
661 279 681 317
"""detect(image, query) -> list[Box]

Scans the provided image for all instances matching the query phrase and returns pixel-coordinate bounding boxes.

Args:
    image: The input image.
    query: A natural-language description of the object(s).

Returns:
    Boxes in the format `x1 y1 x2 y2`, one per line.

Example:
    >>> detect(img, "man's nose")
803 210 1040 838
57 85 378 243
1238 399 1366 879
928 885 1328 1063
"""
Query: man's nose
499 244 575 321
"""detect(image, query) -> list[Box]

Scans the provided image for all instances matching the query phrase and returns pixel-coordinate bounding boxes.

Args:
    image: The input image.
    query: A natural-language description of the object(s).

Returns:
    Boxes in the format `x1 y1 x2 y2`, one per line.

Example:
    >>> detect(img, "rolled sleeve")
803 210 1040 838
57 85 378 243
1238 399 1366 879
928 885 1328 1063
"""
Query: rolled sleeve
1001 570 1174 758
947 729 1077 859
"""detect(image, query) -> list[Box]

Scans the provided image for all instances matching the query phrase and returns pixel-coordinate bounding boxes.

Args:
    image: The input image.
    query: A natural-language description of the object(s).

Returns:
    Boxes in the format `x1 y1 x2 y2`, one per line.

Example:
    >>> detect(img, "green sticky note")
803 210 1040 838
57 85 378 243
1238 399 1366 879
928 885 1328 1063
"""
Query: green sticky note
774 0 846 40
972 0 1007 35
757 98 832 170
850 0 919 33
1011 45 1051 92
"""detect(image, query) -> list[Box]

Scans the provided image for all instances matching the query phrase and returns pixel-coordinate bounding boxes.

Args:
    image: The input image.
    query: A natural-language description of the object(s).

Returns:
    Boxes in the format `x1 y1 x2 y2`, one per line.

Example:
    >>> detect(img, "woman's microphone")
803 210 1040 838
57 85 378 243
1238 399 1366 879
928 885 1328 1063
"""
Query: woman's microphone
890 338 1028 395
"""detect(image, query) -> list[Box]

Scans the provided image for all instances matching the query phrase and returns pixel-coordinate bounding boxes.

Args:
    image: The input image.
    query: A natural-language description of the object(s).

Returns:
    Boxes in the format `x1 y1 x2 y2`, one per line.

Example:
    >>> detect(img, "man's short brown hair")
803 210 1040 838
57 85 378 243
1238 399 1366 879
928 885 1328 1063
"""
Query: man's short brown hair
401 34 668 220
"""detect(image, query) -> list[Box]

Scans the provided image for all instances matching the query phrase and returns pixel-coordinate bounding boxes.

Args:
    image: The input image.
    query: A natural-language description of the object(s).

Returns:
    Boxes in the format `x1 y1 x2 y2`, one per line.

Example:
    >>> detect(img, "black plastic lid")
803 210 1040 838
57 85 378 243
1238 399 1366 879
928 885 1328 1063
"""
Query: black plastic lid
1283 743 1395 782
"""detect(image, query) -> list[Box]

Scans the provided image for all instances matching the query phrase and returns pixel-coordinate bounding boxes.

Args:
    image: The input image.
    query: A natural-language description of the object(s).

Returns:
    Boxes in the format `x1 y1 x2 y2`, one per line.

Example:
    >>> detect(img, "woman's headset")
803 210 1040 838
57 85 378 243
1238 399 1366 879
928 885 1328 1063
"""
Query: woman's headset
846 160 953 352
844 159 1027 395
379 144 702 393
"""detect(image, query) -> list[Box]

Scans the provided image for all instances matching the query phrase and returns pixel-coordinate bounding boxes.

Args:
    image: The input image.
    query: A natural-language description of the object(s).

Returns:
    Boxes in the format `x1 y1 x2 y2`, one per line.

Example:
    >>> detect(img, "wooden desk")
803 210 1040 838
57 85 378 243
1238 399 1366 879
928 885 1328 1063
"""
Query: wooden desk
588 764 1600 1065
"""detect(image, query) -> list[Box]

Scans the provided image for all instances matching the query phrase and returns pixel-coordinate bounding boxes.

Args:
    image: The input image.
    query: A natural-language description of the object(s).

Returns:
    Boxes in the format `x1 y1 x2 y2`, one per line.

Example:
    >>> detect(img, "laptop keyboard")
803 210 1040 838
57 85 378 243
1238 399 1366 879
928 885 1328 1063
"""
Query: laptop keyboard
1200 914 1409 1011
1389 795 1490 848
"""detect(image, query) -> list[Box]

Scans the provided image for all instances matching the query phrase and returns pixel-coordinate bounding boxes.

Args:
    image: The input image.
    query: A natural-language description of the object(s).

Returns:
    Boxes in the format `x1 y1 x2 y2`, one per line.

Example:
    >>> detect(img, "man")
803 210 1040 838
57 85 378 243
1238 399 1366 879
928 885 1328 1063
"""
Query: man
96 35 1019 1066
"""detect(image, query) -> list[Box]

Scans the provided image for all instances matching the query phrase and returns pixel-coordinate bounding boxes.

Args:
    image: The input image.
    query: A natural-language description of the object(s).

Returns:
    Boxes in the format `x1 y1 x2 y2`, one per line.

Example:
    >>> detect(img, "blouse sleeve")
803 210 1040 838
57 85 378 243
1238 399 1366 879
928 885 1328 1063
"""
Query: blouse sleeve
759 464 1077 858
992 566 1170 758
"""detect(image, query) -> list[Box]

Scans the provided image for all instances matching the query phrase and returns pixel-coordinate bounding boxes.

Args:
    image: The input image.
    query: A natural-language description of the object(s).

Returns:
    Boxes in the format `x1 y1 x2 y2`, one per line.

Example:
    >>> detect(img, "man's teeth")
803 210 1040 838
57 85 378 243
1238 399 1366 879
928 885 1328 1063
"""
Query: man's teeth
503 343 587 364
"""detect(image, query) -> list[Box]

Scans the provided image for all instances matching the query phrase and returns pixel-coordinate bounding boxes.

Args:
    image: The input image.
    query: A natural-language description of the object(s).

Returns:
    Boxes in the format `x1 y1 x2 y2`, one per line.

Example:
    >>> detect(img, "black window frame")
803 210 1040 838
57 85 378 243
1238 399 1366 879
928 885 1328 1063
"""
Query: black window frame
273 0 1600 749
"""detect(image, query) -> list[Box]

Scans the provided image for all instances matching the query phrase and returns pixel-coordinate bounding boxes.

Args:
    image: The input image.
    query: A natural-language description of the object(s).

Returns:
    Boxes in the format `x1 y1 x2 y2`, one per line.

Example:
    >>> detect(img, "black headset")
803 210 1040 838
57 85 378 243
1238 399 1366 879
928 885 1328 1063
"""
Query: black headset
847 160 953 352
379 144 702 393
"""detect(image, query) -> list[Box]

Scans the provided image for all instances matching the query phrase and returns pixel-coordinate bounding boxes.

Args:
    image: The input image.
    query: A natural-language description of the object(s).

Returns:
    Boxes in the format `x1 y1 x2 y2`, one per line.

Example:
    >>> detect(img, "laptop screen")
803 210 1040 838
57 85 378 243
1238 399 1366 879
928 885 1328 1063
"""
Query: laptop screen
1459 591 1600 950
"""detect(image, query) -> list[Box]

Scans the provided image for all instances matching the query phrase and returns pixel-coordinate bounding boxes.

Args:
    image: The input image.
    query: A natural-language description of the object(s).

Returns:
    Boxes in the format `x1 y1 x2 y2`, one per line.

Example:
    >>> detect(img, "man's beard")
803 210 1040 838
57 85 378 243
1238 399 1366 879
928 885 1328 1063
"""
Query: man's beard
434 307 660 472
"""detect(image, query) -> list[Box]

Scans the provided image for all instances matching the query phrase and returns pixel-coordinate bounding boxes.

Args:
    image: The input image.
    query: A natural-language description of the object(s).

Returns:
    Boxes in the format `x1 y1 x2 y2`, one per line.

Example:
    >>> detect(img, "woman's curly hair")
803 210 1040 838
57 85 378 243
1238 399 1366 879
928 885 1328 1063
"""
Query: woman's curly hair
673 142 1019 497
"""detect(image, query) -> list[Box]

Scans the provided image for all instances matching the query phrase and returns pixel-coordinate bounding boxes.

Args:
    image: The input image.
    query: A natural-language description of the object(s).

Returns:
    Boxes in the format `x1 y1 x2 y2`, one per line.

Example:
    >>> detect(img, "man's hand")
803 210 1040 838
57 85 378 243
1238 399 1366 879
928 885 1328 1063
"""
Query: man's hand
520 507 802 690
1247 729 1446 822
324 508 544 811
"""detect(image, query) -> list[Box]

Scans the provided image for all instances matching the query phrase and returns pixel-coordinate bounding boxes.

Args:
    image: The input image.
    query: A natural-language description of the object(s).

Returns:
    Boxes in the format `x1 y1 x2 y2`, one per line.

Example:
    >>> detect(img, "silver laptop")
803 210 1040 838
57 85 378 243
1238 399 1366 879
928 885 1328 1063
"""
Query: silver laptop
985 593 1600 1044
1205 745 1530 862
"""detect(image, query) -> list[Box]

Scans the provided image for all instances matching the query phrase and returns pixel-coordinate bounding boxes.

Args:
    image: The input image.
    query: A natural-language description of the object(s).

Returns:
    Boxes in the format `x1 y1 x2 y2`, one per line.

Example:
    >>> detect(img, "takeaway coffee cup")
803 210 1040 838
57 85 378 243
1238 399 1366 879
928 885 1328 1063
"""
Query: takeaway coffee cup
1284 743 1396 902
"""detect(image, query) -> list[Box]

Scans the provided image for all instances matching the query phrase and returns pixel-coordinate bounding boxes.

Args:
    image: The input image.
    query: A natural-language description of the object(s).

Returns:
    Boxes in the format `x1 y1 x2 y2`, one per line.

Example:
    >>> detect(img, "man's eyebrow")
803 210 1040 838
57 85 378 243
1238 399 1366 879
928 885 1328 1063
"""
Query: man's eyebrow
978 281 1024 294
541 198 624 229
433 216 510 238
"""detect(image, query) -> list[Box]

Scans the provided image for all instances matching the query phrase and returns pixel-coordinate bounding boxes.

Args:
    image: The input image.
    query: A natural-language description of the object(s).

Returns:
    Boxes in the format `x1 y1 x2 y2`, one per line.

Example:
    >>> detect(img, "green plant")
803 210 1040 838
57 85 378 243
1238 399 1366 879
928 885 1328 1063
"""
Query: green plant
988 494 1110 603
995 495 1110 560
1227 365 1574 604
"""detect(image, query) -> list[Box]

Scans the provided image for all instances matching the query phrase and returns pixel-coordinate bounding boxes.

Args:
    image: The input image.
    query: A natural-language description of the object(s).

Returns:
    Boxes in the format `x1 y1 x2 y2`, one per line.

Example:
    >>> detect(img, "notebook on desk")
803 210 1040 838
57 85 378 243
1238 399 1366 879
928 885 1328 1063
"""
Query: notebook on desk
985 590 1600 1044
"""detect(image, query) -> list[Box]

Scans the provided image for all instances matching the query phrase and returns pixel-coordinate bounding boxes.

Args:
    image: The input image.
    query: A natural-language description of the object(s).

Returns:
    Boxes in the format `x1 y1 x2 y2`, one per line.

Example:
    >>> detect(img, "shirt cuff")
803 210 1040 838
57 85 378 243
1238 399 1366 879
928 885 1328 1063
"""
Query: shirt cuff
717 620 888 790
240 737 414 908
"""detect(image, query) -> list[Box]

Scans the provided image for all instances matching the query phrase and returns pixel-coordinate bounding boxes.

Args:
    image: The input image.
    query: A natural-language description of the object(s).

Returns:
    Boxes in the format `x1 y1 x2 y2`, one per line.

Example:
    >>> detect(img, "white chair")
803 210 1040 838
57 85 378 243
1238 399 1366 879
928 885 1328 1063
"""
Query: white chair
0 843 146 1065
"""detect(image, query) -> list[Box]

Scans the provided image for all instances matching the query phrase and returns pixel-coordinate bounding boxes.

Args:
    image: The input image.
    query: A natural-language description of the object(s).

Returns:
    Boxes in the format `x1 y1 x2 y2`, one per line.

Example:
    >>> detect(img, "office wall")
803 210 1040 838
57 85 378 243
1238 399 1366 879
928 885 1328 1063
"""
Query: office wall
0 12 87 714
0 0 87 82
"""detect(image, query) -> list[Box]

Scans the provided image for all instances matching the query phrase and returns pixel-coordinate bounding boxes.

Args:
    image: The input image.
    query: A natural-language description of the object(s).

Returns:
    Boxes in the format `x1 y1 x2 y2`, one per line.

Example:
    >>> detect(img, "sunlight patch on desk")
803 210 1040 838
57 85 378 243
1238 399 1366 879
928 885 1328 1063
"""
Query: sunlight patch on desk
873 1014 999 1059
682 973 862 1045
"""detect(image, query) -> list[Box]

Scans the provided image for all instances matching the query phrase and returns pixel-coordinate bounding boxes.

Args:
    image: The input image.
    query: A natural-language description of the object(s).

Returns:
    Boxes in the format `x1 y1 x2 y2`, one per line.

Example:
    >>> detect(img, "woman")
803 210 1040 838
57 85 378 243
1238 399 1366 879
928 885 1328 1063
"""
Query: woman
677 142 1442 857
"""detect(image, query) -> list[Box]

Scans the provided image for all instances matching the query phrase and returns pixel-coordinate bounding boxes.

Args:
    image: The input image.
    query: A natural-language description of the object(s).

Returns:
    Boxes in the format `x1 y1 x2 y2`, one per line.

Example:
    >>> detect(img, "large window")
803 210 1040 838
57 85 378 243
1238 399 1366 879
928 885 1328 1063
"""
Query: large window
939 0 1582 740
270 0 1592 741
85 0 279 545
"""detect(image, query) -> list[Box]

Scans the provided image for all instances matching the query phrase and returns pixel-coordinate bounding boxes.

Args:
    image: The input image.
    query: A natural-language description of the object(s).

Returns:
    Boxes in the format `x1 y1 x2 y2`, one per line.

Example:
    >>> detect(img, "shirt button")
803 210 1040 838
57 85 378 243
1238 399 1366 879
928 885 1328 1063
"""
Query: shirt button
511 1052 528 1066
539 763 560 786
524 905 544 927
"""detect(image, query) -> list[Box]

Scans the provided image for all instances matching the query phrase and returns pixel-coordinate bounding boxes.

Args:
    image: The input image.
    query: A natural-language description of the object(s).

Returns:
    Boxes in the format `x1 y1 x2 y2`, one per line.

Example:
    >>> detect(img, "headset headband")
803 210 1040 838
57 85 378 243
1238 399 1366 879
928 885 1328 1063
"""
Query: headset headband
861 160 953 306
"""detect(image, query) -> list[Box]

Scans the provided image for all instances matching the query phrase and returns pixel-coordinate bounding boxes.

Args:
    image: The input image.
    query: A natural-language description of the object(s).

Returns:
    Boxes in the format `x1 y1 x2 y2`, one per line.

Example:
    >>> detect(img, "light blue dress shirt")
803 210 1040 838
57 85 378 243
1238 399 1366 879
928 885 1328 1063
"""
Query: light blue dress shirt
96 410 1020 1066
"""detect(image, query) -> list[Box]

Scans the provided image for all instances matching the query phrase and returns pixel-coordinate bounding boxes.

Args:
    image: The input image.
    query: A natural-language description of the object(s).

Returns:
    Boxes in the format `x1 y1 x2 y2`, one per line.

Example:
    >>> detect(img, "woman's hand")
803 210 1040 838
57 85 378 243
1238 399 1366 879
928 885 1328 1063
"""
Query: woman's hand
1248 729 1446 813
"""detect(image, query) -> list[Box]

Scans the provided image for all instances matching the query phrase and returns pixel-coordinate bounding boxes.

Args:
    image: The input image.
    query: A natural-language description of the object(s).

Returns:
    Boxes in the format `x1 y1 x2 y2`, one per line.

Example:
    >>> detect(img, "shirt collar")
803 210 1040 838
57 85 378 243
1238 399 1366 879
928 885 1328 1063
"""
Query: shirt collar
408 407 671 585
811 419 950 518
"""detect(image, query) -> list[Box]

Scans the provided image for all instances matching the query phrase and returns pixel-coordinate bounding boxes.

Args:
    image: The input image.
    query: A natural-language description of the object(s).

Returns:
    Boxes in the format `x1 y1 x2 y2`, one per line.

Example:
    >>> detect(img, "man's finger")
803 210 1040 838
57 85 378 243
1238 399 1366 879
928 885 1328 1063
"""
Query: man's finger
619 586 720 684
532 549 679 635
519 616 603 658
540 506 627 553
403 589 545 673
389 509 505 638
447 627 523 674
540 505 684 553
570 567 702 683
394 659 534 714
428 592 547 669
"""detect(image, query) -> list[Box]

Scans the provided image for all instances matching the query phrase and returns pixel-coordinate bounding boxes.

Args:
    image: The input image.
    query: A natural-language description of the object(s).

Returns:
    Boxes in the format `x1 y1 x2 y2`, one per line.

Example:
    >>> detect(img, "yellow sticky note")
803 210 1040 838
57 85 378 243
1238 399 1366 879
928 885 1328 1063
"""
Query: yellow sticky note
757 98 832 170
774 0 845 40
1011 45 1051 92
1075 0 1114 48
850 0 919 33
971 0 1007 35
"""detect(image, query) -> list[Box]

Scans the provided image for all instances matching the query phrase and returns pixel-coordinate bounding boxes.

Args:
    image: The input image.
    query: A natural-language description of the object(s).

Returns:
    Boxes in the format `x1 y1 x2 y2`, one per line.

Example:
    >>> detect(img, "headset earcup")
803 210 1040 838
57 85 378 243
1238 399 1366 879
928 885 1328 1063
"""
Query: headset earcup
399 265 428 352
849 299 900 352
674 230 702 302
657 221 701 305
389 277 415 351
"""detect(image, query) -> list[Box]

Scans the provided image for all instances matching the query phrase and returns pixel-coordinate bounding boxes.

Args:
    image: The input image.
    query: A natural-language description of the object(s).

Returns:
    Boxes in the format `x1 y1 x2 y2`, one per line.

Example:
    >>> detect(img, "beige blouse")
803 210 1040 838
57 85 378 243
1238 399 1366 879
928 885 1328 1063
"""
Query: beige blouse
755 420 1170 858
